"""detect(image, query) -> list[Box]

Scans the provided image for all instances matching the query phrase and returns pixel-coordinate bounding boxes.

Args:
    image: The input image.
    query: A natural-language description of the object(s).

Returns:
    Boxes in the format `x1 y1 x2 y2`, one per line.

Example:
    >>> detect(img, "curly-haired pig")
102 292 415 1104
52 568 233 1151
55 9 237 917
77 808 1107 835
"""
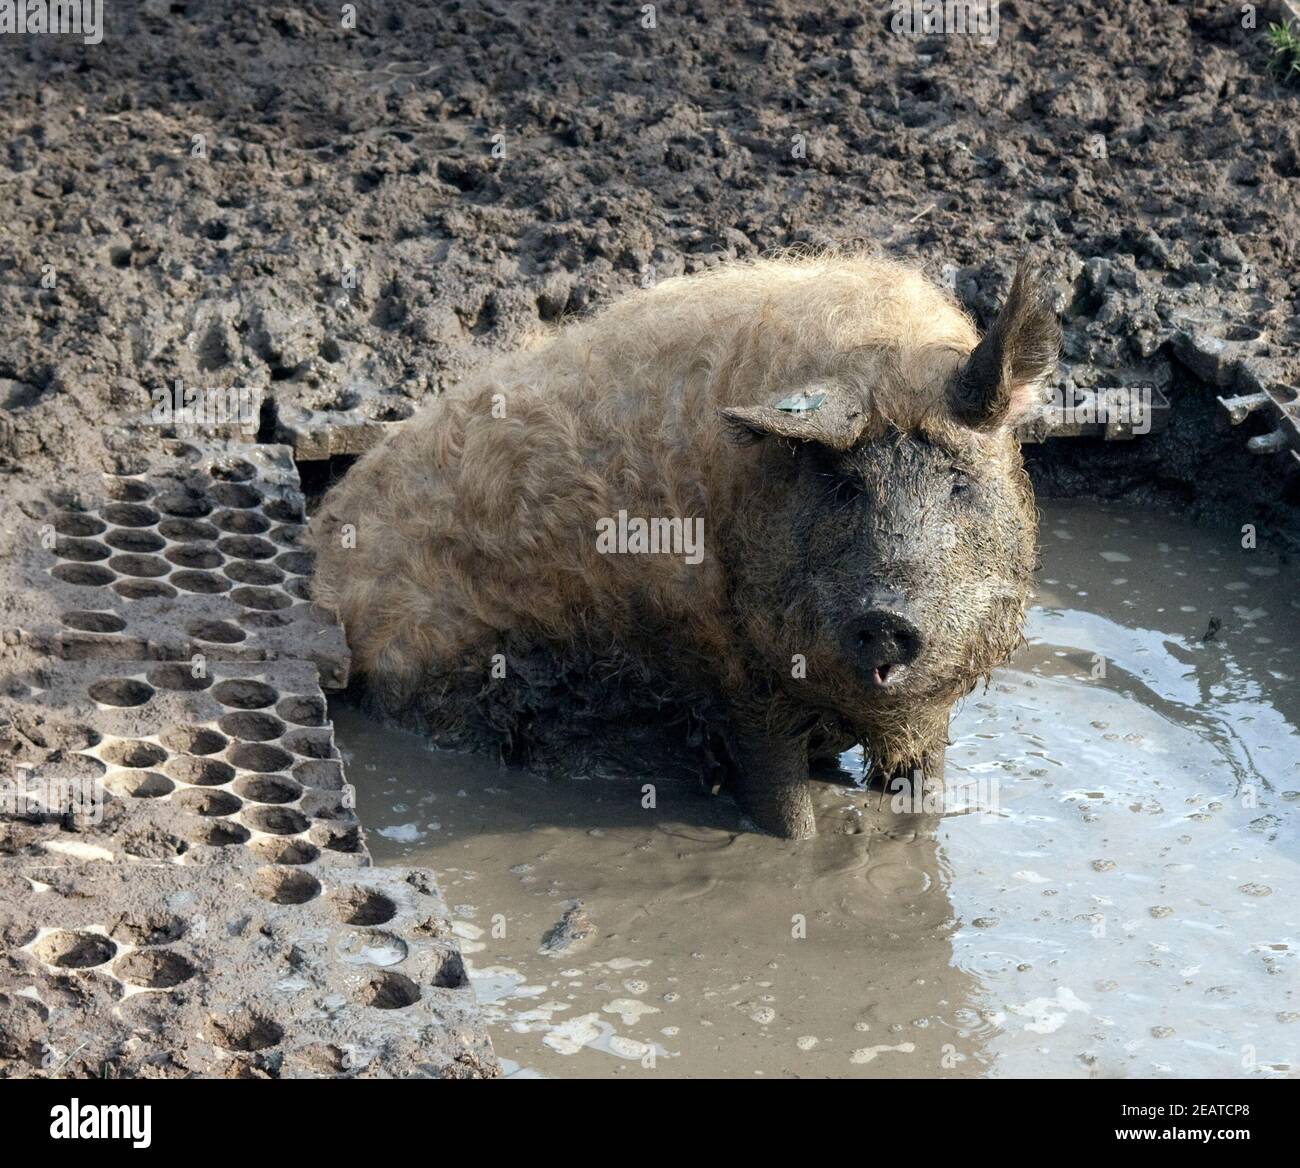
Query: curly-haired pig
309 253 1060 838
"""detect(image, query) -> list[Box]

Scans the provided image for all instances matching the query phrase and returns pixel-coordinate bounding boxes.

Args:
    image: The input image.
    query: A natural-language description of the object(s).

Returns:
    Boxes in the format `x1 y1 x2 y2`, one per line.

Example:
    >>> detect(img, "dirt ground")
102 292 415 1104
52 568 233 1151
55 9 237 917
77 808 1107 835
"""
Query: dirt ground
2 0 1298 539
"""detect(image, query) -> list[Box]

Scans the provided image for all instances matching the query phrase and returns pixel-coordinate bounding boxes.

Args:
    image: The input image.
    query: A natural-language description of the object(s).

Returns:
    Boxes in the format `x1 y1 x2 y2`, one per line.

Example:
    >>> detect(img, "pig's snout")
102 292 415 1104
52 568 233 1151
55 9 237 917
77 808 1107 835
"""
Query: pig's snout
844 606 924 688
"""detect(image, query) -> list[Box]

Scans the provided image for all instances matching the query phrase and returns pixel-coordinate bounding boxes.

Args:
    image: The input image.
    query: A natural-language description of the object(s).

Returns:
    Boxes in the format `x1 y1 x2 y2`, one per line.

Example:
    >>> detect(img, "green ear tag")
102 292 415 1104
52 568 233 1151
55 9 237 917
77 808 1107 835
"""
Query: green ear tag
774 391 826 414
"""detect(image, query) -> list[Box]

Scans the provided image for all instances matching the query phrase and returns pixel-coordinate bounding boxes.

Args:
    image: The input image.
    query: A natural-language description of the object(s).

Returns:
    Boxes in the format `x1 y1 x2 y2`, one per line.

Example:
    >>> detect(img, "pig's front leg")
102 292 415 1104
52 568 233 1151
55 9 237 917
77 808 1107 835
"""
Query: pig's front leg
729 727 817 840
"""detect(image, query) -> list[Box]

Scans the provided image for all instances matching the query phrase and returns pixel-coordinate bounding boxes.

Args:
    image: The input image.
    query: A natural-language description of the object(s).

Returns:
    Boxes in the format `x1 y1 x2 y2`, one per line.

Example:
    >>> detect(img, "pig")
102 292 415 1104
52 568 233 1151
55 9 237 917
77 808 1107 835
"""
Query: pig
309 253 1060 838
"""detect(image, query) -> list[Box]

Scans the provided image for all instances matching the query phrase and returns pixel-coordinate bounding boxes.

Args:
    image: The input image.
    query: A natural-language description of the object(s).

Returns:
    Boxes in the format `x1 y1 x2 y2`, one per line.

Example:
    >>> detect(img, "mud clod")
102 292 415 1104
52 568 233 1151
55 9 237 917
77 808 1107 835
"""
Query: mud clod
539 902 597 957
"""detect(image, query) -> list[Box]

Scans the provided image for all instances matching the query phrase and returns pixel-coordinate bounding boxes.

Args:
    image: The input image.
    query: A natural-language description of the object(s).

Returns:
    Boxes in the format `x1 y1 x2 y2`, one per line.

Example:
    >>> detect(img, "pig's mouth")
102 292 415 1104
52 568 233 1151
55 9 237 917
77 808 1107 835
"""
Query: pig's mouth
866 662 908 688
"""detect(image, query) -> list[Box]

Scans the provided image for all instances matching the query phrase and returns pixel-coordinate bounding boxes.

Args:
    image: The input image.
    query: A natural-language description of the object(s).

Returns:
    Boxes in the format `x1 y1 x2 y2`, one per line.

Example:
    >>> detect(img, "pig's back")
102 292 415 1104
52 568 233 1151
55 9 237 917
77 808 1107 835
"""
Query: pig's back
309 254 974 689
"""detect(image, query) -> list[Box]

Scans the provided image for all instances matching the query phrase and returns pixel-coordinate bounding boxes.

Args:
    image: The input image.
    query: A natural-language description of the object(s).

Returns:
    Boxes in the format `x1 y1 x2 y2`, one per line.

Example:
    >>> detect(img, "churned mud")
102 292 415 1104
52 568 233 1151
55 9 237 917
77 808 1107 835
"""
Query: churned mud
3 1 1298 531
337 501 1300 1078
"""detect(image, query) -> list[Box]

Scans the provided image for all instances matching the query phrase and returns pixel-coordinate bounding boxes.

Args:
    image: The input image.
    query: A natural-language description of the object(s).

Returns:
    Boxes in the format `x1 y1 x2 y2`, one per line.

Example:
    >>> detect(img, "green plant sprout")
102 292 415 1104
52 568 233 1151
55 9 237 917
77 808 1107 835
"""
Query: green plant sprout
1266 21 1300 85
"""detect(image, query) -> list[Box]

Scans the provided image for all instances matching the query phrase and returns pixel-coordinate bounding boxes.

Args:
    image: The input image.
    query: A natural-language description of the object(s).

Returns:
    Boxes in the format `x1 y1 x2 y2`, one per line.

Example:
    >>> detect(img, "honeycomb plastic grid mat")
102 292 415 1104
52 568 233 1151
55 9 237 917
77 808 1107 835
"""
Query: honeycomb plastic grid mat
1 658 363 866
0 860 494 1078
0 438 348 686
0 437 499 1078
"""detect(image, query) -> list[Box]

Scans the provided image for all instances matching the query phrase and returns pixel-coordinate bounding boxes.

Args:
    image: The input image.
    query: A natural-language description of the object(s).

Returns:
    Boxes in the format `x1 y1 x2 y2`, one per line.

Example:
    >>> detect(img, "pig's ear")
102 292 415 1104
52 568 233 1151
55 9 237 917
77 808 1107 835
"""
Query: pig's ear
951 259 1061 431
719 385 868 453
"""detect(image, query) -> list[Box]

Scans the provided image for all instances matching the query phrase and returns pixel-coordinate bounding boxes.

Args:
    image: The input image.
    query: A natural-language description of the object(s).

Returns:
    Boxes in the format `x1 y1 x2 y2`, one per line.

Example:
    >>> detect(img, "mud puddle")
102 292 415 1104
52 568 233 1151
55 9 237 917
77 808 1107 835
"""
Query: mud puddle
333 501 1299 1078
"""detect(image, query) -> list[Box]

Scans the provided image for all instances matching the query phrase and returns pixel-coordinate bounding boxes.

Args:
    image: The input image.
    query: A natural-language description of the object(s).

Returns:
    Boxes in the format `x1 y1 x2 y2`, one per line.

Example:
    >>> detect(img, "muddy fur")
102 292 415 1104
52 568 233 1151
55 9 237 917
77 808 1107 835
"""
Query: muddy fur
310 251 1059 833
357 631 731 784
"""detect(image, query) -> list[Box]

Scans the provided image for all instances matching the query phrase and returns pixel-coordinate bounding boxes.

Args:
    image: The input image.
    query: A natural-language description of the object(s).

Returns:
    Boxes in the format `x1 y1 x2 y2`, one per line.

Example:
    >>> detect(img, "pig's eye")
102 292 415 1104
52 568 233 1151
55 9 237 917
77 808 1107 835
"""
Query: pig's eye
950 472 973 500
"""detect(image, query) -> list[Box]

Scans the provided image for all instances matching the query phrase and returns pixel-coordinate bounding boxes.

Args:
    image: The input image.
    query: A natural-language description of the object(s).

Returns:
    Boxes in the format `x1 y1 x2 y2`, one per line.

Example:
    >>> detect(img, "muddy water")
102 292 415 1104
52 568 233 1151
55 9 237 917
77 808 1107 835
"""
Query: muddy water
333 502 1300 1078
